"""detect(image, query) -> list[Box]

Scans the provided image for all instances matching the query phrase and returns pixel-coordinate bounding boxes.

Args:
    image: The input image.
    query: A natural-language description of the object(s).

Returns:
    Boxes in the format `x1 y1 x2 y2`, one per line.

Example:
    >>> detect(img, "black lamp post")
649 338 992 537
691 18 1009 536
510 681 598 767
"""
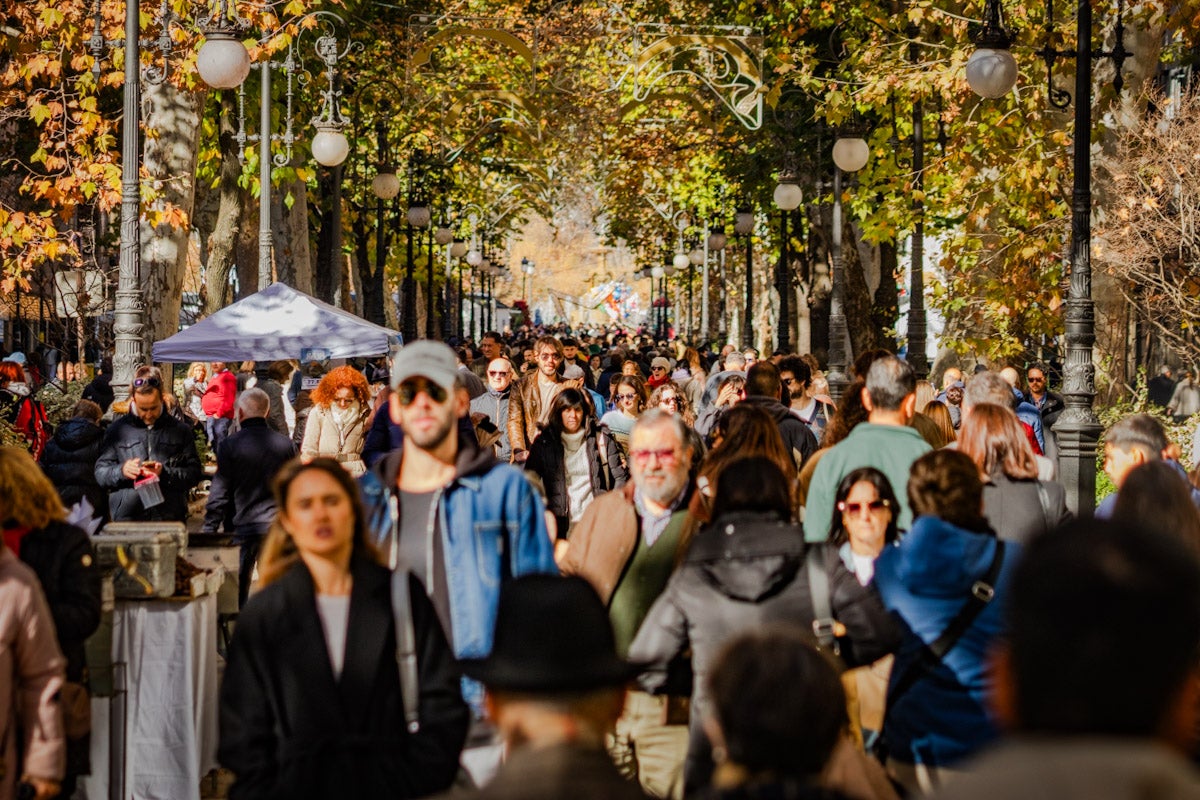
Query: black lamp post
967 0 1129 515
735 209 755 349
828 131 871 403
906 27 930 379
773 157 802 354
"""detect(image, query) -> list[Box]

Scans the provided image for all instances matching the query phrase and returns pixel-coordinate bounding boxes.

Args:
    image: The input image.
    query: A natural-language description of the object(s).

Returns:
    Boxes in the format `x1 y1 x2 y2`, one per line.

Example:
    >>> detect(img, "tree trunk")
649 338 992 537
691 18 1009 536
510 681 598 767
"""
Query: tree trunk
204 92 241 315
275 176 313 294
140 81 204 349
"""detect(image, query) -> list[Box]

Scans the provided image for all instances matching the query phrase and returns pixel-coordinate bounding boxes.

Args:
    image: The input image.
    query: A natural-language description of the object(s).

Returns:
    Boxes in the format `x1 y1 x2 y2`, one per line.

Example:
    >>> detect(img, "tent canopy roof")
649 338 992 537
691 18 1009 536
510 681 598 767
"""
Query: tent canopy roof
152 282 400 362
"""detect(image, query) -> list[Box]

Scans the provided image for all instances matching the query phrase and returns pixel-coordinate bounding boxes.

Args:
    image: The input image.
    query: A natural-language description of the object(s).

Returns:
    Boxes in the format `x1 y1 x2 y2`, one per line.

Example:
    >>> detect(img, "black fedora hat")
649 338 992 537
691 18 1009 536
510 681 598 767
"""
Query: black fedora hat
460 574 644 692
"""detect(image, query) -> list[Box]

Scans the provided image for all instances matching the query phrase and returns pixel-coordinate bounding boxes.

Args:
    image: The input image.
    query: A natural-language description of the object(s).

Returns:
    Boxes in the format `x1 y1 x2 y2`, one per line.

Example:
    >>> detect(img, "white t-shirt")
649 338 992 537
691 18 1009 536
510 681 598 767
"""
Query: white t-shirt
315 594 351 680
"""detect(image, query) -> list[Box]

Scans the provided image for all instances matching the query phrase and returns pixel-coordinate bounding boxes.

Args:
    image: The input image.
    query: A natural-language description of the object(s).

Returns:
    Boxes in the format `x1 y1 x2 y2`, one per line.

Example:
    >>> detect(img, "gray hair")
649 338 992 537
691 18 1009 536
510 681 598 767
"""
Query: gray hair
236 387 270 419
964 371 1014 411
724 352 747 370
631 408 691 452
865 356 916 412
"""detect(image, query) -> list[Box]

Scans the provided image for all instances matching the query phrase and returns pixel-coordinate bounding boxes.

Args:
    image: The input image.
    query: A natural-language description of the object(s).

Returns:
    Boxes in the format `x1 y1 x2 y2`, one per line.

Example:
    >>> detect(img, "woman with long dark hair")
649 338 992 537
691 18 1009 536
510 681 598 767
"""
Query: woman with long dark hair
218 458 468 799
525 388 628 540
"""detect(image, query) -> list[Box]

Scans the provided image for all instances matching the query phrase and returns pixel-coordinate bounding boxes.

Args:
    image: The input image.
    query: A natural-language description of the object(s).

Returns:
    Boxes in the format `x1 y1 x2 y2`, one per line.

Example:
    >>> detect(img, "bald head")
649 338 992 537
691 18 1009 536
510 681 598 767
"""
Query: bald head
999 366 1022 390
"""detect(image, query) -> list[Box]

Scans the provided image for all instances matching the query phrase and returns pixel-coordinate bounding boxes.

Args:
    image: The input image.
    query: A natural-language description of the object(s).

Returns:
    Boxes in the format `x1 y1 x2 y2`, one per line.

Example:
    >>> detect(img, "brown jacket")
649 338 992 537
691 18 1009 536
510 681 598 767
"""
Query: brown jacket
0 547 66 796
507 372 564 458
560 482 698 603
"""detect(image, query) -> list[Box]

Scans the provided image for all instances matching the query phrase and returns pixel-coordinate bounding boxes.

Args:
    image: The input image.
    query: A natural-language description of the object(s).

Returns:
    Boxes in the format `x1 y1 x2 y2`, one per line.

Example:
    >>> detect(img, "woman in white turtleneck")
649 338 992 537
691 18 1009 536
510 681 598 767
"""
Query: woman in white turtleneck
301 366 371 477
525 388 628 543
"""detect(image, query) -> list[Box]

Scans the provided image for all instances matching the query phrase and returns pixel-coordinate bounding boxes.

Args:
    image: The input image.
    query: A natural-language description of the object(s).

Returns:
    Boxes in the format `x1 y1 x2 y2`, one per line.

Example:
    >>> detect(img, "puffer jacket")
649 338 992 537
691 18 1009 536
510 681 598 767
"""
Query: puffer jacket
872 515 1021 768
629 511 900 791
40 418 108 519
524 427 628 531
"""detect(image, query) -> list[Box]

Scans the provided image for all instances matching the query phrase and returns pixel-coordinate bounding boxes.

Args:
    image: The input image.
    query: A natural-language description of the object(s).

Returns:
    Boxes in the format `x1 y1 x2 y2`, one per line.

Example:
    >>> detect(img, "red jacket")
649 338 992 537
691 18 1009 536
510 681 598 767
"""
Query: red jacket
201 369 237 418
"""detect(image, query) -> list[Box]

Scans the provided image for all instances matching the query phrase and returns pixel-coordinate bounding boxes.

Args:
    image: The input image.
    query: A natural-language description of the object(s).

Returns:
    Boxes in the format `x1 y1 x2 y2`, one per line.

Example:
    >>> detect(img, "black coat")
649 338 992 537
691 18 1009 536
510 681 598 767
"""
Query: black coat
203 418 296 538
982 472 1071 545
1024 389 1066 429
40 417 108 519
94 410 203 522
524 428 628 529
628 511 900 791
740 396 818 469
437 742 647 800
219 556 469 800
17 520 102 683
82 373 114 414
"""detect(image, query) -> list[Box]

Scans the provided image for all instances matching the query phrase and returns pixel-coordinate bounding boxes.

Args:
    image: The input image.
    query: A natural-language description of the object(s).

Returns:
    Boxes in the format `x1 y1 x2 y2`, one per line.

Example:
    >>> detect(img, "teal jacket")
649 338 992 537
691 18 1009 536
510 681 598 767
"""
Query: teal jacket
804 422 932 542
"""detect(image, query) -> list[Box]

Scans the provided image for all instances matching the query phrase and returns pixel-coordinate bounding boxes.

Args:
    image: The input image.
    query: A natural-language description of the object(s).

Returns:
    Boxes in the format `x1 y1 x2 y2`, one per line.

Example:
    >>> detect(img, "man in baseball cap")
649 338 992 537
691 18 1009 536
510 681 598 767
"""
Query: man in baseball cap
359 340 555 784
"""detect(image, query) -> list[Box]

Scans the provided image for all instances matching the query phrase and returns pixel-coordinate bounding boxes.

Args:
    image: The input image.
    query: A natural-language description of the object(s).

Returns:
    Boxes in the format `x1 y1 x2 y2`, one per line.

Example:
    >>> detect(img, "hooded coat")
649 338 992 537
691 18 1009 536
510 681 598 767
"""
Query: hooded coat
871 515 1021 768
40 418 108 519
740 395 818 469
628 511 900 791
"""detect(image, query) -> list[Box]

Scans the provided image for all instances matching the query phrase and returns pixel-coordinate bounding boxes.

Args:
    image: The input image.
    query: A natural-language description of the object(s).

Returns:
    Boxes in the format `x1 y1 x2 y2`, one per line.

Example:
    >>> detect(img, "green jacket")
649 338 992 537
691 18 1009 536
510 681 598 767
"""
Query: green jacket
803 422 932 542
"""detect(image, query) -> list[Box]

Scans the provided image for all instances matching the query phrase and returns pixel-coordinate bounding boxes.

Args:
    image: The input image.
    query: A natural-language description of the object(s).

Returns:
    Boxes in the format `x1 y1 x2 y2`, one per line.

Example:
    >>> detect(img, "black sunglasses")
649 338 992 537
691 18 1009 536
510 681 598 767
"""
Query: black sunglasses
133 376 161 389
397 380 448 406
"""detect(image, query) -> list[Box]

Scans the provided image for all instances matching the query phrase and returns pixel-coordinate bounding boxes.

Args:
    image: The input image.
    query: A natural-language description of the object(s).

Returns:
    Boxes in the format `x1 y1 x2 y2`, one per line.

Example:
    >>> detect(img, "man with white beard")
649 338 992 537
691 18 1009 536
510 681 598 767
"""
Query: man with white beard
561 410 698 799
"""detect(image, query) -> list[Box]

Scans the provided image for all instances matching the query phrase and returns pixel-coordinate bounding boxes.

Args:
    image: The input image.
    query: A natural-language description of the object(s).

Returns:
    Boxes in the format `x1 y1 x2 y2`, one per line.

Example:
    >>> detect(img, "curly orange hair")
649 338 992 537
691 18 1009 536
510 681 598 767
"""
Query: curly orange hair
310 365 370 408
0 362 23 384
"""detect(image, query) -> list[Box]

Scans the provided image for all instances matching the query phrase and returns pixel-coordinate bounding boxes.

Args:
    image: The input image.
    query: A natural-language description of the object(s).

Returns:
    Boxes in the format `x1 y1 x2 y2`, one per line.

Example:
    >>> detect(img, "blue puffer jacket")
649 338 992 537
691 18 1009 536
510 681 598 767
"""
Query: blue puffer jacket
872 515 1021 768
359 440 555 714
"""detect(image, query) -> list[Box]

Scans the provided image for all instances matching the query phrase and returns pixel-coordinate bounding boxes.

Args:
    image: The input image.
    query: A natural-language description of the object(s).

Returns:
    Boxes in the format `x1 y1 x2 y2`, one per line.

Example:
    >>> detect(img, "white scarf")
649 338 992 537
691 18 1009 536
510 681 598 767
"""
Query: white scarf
331 401 360 428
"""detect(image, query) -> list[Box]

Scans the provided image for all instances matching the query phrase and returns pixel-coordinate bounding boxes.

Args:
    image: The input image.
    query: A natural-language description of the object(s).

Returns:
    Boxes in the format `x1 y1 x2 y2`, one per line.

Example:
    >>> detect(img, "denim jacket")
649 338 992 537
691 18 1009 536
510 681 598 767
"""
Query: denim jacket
359 441 555 713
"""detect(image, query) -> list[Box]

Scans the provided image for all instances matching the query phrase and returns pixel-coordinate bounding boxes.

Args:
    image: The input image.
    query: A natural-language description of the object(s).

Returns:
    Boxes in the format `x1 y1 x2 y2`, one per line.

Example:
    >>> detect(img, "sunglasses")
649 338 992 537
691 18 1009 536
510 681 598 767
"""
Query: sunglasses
838 499 891 515
488 370 511 377
659 396 679 406
652 366 666 372
397 380 448 406
630 448 679 466
133 376 161 389
617 393 639 401
1027 376 1046 382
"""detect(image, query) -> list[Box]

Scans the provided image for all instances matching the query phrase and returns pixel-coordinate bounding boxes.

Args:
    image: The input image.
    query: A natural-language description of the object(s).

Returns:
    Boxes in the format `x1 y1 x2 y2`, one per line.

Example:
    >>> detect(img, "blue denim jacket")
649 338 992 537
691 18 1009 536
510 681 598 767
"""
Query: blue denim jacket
359 443 555 713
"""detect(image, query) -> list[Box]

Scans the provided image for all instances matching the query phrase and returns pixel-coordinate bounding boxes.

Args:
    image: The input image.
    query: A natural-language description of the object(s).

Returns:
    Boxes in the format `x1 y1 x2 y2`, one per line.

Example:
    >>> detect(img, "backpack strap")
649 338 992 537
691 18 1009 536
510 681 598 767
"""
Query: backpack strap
390 568 420 734
805 548 839 654
884 540 1007 717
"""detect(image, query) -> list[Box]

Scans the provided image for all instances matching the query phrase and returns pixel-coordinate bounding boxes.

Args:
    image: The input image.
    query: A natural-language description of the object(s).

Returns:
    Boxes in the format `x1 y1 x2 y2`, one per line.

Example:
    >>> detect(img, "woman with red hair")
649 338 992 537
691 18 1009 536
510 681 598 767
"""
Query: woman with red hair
300 366 371 477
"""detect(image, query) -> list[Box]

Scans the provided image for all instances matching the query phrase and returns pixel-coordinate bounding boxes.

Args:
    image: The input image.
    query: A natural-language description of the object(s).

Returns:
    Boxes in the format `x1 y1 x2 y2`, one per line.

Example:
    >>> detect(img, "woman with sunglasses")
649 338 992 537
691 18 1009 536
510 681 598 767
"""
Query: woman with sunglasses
525 388 628 543
600 374 647 454
828 467 900 753
219 458 468 799
301 366 372 477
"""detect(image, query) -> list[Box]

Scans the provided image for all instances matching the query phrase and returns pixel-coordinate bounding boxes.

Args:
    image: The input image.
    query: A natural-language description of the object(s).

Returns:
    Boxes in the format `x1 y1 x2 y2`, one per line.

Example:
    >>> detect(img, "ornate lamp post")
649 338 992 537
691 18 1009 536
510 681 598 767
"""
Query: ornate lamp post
967 0 1129 515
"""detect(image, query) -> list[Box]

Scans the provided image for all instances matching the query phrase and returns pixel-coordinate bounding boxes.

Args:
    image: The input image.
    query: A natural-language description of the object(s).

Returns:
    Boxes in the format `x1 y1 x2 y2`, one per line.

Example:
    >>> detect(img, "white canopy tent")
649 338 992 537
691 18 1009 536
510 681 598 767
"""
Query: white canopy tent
152 282 401 362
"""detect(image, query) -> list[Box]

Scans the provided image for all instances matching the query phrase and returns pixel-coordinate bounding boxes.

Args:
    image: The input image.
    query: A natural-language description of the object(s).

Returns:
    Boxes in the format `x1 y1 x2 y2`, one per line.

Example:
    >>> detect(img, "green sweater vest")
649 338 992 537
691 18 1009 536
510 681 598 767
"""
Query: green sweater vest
609 511 688 657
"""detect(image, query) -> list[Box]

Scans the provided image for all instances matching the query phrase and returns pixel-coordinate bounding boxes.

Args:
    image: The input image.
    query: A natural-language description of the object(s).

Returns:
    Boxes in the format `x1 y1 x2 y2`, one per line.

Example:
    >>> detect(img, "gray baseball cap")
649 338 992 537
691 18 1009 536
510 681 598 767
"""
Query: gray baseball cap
391 341 459 392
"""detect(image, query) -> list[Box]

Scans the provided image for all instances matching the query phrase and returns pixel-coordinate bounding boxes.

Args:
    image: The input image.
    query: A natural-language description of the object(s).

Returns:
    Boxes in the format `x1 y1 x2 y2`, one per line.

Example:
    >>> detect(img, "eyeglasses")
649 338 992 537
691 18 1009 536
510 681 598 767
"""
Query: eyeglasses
487 370 511 377
659 397 679 406
537 353 562 362
838 499 891 515
617 393 638 401
133 376 161 389
630 448 679 466
397 380 449 406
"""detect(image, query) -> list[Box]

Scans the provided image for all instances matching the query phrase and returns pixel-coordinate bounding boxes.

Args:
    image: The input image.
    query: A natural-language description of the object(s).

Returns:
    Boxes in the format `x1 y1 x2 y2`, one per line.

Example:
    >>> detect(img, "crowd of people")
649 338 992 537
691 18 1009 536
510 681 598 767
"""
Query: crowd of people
2 329 1200 799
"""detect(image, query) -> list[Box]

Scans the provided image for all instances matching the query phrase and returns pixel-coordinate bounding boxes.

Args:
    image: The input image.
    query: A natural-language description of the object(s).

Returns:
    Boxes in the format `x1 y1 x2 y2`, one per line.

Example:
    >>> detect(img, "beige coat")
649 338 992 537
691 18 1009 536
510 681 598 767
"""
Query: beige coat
300 404 369 477
0 547 66 796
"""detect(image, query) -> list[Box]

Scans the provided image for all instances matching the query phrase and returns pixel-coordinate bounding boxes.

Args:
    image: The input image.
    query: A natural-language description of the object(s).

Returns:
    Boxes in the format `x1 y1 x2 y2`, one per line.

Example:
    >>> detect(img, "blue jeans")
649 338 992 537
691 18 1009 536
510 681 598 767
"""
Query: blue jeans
206 416 232 453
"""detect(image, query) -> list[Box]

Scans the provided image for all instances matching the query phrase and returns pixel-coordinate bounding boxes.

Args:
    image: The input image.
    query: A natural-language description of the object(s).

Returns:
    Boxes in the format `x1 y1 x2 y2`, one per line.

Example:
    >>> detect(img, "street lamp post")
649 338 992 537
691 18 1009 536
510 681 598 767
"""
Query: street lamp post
521 257 535 307
907 26 929 379
827 131 871 403
773 156 803 354
735 209 755 349
90 0 178 405
966 0 1129 515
